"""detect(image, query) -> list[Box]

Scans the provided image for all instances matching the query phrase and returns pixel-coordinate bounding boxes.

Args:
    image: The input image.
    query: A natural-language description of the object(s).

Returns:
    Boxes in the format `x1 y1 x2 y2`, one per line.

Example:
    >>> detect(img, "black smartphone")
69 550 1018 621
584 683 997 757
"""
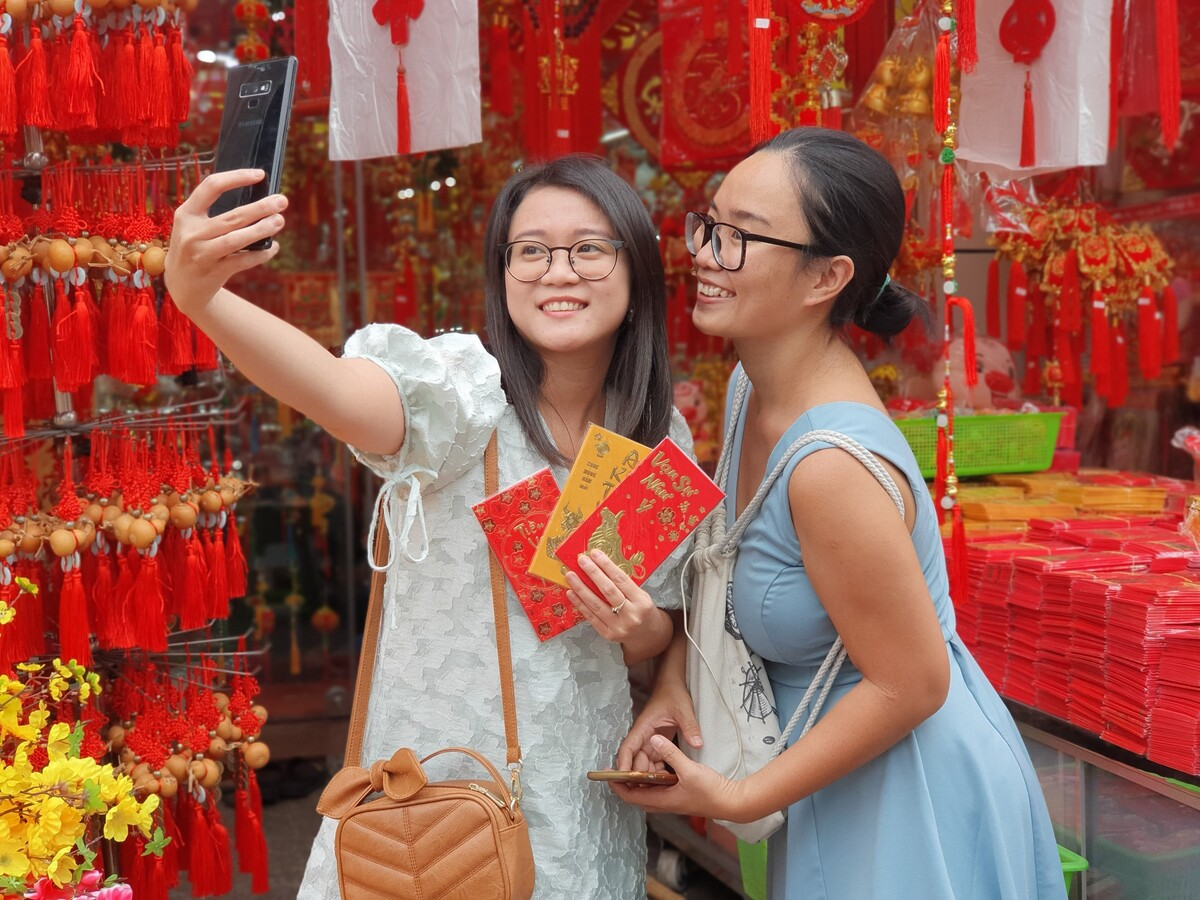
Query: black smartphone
208 56 298 250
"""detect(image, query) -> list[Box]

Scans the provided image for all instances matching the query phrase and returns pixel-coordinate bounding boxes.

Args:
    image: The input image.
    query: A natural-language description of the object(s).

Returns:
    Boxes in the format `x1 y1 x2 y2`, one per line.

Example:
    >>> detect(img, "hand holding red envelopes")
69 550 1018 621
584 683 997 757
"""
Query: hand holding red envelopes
472 434 723 639
555 437 723 595
471 469 585 642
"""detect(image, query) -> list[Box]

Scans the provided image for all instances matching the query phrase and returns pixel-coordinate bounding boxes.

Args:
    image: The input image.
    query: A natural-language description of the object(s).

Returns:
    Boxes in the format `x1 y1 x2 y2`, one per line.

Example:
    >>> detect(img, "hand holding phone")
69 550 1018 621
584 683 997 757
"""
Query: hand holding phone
209 57 298 250
586 769 678 786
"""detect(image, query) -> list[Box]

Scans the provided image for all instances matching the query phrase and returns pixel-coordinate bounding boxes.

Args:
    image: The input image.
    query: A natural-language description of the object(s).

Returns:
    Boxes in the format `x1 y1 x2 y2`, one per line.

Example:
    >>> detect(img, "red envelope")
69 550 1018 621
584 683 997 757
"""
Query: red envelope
555 438 723 595
472 469 585 641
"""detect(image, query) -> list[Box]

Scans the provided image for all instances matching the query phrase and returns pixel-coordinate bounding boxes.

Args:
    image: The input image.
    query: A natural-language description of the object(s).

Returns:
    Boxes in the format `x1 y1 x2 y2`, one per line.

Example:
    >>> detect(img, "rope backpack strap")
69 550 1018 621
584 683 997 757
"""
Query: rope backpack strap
770 429 908 756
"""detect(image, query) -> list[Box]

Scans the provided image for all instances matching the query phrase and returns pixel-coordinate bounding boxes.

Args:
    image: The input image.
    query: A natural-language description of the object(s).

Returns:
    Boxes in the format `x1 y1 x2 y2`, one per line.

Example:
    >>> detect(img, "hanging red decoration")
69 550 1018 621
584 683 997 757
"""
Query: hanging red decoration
998 0 1055 168
372 0 425 154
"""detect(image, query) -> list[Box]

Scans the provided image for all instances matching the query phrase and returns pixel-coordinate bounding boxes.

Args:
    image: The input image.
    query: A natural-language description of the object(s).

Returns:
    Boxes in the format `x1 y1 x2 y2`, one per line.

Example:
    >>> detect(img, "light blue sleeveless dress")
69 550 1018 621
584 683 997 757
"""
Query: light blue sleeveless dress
724 371 1065 900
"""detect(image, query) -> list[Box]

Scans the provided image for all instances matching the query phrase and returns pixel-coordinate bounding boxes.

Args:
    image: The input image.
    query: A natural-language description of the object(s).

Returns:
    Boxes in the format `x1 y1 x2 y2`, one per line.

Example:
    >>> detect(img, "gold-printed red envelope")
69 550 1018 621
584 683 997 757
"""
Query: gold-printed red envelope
472 468 585 641
555 438 723 595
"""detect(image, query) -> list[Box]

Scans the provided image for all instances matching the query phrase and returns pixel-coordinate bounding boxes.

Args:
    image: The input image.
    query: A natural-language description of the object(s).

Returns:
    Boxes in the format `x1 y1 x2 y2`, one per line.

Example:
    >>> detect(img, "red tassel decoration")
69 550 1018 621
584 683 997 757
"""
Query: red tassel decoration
959 0 978 73
1020 71 1036 168
396 63 412 154
1090 290 1111 400
16 28 53 128
149 32 171 128
203 527 230 619
194 326 219 371
1156 0 1180 150
949 296 977 389
178 530 208 630
934 27 950 134
487 16 513 116
1110 321 1129 408
90 541 115 649
65 14 99 130
0 35 16 136
748 0 774 143
235 769 271 893
226 509 247 599
1027 282 1049 357
1109 0 1124 150
168 27 194 123
1061 250 1082 332
206 795 234 896
129 551 167 652
57 558 91 667
985 256 1001 338
1006 261 1027 351
1162 284 1180 363
110 548 136 649
1137 285 1161 379
2 389 22 439
1022 357 1042 396
127 286 159 386
950 504 968 608
26 284 52 381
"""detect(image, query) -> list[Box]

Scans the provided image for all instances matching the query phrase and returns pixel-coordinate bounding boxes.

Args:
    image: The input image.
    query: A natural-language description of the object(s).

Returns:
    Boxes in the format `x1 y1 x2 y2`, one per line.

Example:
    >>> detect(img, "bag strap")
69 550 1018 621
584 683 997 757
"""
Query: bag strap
704 370 909 760
343 431 523 797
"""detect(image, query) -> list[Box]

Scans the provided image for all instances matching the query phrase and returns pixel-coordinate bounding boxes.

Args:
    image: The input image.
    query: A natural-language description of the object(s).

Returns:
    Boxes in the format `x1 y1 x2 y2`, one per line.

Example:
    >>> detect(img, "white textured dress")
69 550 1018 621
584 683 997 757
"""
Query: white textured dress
298 324 691 900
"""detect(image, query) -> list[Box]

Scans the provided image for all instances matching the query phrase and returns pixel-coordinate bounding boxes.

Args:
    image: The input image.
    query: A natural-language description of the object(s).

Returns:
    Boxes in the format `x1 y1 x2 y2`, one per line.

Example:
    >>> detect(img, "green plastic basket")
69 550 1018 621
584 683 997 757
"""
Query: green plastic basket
737 840 1087 897
1059 844 1088 894
894 412 1063 479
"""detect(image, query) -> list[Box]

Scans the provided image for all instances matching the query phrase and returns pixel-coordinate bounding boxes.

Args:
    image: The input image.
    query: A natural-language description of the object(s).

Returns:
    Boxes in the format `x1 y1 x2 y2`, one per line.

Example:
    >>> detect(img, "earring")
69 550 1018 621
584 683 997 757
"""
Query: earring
626 308 634 324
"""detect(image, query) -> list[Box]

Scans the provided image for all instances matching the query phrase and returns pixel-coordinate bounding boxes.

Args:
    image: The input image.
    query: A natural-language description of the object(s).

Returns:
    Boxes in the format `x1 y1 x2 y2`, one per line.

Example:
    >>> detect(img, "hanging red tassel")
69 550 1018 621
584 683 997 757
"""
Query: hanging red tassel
65 14 99 130
1020 71 1036 167
934 28 950 134
226 509 247 599
57 559 92 667
748 0 774 143
1162 284 1180 363
949 504 968 607
1027 282 1048 357
129 549 167 652
168 27 194 123
1090 290 1111 400
487 15 514 116
395 65 412 154
2 388 22 439
1156 0 1180 150
235 769 270 893
206 795 234 896
127 285 159 386
949 296 977 388
985 256 1001 338
204 526 230 618
1022 357 1042 396
194 325 219 371
110 547 136 649
26 284 52 381
90 541 115 649
959 0 978 73
1006 261 1027 351
178 529 208 630
1137 284 1161 379
0 35 16 136
1061 250 1081 332
941 164 955 256
16 27 53 128
1110 321 1129 408
149 32 171 129
1109 0 1124 150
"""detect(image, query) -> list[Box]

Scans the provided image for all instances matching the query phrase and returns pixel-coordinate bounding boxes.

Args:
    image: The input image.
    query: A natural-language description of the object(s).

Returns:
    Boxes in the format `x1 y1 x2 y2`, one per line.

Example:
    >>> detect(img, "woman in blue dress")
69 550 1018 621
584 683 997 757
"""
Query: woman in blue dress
600 128 1065 898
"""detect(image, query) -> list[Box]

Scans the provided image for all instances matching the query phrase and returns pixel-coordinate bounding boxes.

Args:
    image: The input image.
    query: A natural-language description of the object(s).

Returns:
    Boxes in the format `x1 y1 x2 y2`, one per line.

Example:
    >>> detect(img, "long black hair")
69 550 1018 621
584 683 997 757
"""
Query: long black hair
483 155 673 467
753 127 930 339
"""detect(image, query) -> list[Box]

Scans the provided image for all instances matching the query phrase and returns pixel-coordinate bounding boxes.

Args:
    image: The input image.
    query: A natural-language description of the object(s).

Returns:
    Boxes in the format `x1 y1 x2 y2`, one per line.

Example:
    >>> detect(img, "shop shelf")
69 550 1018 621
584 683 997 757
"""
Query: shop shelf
895 412 1063 479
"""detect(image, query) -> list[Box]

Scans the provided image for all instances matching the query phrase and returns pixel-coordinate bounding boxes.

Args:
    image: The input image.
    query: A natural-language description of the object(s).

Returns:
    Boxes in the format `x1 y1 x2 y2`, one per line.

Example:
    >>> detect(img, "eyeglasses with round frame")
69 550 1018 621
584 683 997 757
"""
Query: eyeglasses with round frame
499 238 626 283
684 210 811 272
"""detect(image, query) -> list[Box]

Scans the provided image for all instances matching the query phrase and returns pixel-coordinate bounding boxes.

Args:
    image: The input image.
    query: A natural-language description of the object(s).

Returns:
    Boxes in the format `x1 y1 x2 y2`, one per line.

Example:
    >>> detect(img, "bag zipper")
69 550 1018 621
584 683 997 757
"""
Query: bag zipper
468 782 507 811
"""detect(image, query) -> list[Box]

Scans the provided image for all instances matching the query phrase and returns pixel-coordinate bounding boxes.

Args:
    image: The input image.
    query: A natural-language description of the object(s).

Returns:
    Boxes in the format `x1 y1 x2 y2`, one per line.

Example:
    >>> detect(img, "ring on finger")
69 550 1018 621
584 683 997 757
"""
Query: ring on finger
611 599 627 615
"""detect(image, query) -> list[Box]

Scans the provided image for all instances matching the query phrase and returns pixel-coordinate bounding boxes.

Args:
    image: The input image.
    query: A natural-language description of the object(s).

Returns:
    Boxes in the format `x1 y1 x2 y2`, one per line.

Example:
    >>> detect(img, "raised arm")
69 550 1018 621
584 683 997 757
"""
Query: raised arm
164 169 405 457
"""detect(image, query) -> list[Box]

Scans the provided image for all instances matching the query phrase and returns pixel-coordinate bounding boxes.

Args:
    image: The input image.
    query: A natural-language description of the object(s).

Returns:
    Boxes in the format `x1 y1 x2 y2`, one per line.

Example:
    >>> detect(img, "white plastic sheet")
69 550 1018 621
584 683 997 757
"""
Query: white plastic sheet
328 1 482 161
957 0 1113 179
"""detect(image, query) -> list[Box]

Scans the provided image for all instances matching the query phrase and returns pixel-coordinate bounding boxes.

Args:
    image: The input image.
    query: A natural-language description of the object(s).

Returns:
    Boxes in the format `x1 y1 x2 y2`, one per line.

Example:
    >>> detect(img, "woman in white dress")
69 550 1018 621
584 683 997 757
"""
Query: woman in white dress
165 156 692 898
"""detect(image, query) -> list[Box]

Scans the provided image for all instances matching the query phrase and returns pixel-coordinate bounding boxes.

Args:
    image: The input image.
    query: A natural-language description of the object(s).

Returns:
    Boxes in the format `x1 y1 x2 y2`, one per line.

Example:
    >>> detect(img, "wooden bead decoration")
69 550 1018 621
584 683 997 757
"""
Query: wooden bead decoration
242 740 270 769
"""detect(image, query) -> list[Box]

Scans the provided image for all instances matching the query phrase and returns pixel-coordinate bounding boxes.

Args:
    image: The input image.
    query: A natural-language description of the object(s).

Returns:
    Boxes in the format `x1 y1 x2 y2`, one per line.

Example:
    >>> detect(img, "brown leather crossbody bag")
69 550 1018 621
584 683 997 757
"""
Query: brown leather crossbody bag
316 434 536 899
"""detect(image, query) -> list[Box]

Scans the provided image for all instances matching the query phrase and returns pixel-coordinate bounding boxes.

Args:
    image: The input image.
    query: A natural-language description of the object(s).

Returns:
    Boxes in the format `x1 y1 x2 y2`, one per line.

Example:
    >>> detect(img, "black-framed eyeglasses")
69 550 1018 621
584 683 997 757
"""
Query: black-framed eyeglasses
684 211 811 272
500 238 626 283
